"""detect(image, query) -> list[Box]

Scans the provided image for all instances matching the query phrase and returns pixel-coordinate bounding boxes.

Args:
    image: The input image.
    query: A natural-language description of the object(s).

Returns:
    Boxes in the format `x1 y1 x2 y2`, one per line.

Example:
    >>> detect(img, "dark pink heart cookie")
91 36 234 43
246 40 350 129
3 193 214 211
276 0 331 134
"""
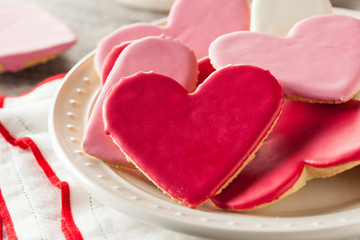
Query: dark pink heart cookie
212 99 360 211
103 65 283 208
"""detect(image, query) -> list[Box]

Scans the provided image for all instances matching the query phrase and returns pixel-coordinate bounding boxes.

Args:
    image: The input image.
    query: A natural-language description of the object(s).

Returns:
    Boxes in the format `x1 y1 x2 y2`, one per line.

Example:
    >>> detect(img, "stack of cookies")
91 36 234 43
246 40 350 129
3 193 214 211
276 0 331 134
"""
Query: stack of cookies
81 0 360 211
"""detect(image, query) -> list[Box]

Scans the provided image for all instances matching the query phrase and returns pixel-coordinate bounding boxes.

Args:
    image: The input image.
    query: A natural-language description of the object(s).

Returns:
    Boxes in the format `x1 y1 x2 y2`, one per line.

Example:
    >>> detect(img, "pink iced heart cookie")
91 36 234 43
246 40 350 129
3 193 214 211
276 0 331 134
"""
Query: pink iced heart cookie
82 36 198 165
209 14 360 103
0 2 76 73
94 0 250 74
103 65 284 208
103 48 215 87
212 99 360 211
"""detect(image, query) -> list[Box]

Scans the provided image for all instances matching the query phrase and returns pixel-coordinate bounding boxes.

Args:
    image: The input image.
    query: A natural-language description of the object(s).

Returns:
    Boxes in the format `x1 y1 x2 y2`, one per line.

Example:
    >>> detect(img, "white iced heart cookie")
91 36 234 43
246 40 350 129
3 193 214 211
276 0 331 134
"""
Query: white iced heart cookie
250 0 332 36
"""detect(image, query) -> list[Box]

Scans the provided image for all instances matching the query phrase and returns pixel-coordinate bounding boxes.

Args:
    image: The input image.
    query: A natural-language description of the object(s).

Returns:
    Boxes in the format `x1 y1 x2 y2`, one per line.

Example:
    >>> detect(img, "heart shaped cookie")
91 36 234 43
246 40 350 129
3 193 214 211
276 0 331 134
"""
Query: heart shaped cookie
82 36 198 165
251 0 332 36
102 45 216 87
103 65 283 208
95 0 250 74
0 2 76 73
209 14 360 103
212 99 360 211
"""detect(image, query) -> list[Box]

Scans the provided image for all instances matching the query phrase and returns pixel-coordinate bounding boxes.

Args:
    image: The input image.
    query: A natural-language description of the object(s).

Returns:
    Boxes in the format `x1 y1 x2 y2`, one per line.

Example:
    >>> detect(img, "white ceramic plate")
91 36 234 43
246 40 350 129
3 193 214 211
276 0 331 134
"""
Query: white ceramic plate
49 8 360 240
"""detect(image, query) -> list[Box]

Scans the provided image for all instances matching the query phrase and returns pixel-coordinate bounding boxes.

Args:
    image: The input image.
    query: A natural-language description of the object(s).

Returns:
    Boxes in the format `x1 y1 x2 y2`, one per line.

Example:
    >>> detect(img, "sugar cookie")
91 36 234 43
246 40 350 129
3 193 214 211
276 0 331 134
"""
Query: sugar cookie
103 65 283 207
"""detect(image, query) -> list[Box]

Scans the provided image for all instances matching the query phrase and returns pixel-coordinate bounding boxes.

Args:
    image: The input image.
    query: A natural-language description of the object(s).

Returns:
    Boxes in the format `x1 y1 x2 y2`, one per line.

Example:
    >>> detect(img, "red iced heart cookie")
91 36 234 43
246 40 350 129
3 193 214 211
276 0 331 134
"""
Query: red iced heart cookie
0 2 76 73
95 0 250 74
212 99 360 211
209 14 360 103
103 65 284 208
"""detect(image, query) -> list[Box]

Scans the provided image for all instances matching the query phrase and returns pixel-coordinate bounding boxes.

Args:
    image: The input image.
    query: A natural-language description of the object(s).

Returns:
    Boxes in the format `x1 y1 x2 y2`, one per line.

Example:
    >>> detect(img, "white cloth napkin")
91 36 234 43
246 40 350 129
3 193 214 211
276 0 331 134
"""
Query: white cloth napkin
0 74 203 240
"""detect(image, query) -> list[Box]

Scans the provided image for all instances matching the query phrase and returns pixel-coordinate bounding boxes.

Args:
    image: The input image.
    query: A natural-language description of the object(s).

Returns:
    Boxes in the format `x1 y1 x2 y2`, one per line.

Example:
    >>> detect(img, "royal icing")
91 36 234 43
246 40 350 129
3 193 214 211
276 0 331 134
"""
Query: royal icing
197 57 215 87
82 36 198 165
103 65 284 208
94 0 250 74
209 14 360 103
251 0 332 36
101 41 132 85
0 2 76 72
212 99 360 211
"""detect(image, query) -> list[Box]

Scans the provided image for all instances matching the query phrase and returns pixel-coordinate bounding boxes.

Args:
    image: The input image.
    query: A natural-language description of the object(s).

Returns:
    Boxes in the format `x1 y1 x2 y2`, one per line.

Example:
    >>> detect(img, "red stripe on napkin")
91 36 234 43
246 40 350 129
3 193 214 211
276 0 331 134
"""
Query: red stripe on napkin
0 123 27 150
19 137 83 240
0 96 4 109
0 120 83 240
0 74 83 240
0 73 66 109
0 190 18 240
0 73 66 108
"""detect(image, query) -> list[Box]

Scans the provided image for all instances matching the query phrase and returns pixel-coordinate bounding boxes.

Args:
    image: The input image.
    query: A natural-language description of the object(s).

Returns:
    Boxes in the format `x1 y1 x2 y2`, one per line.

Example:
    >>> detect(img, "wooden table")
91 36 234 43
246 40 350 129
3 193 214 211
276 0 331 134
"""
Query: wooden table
1 0 360 96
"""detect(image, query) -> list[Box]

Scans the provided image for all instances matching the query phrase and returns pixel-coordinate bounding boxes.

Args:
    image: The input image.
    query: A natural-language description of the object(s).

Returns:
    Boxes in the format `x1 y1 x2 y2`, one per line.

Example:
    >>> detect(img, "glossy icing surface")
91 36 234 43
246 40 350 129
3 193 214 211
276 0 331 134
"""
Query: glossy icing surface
94 0 250 73
101 41 132 85
209 14 360 103
82 36 198 164
212 99 360 211
197 57 215 86
251 0 332 36
103 65 284 207
0 2 76 72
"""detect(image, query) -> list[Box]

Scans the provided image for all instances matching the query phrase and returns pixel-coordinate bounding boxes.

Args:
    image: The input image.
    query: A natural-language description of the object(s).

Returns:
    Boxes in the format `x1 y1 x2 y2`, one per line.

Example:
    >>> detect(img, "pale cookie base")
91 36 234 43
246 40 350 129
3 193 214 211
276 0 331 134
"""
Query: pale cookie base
104 160 137 170
102 159 136 169
81 148 136 169
0 64 5 74
0 52 62 74
289 94 349 104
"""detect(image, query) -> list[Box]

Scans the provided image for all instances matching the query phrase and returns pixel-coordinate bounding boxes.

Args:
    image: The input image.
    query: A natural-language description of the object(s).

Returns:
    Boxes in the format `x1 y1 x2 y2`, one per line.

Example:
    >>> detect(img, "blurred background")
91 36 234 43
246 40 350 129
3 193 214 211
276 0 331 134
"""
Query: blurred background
0 0 359 95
